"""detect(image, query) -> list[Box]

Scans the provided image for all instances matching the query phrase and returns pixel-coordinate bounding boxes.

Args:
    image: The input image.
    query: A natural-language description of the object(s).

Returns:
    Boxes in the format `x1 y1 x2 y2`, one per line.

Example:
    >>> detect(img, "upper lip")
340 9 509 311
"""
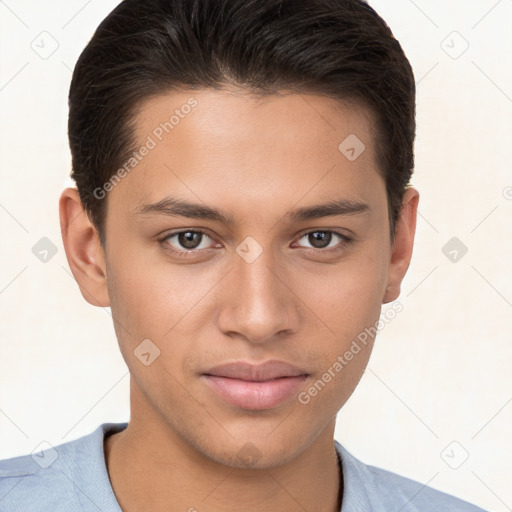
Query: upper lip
203 360 309 381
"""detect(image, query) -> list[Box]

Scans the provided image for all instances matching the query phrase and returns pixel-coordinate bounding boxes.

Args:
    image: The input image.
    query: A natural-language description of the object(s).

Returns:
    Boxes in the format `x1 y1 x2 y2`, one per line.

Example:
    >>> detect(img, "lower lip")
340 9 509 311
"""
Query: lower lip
202 375 309 410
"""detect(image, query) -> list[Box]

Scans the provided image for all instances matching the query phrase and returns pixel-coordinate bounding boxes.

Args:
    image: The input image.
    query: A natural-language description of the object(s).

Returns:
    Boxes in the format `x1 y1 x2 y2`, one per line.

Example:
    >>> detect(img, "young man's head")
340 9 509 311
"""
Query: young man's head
60 0 418 472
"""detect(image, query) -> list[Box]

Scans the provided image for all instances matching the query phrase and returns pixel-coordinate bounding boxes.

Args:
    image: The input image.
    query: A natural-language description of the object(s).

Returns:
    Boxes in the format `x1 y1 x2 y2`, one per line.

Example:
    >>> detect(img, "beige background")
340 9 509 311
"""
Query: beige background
0 1 511 510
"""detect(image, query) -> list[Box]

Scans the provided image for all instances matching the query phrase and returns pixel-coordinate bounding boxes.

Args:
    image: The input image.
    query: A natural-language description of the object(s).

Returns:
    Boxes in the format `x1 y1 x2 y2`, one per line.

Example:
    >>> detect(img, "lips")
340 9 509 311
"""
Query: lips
204 360 308 381
201 360 309 410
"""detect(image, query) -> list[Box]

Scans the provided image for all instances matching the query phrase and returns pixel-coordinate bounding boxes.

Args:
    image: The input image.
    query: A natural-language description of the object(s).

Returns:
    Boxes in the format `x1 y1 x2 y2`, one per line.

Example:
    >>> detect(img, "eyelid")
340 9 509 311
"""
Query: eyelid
292 229 352 250
295 225 355 239
159 229 218 251
295 226 352 239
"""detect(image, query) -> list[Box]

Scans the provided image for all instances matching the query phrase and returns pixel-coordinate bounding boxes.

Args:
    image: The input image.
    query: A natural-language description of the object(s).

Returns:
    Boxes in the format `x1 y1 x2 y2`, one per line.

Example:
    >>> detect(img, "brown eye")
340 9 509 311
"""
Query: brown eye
295 230 352 251
176 231 203 249
307 231 332 249
159 230 215 256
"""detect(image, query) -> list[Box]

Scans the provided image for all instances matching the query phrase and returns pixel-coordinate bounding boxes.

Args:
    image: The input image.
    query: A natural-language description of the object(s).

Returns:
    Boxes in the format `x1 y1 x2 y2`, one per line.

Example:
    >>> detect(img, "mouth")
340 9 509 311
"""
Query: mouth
201 360 310 410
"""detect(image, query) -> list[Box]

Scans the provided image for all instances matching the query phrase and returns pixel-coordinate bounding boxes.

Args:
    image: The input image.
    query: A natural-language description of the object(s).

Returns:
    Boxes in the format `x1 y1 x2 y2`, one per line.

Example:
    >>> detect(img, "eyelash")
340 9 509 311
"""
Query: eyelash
158 229 353 258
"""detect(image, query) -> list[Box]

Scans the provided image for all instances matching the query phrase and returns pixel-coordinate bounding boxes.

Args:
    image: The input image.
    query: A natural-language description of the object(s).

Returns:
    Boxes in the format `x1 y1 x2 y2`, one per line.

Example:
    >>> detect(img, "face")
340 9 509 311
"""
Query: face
61 87 418 469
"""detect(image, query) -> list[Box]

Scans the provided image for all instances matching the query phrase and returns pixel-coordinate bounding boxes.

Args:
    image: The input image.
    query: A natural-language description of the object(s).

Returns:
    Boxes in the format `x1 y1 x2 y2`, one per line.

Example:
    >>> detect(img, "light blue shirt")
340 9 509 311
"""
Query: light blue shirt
0 422 486 511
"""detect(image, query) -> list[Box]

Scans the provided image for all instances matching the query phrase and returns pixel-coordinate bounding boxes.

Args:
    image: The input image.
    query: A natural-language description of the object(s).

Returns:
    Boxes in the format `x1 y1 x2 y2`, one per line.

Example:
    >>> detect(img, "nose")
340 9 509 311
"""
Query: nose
216 245 302 344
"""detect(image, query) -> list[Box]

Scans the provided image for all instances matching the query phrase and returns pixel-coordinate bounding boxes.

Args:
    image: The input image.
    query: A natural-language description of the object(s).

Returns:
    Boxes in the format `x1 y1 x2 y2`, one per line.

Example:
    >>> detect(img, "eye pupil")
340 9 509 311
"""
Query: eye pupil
309 231 331 248
179 231 202 249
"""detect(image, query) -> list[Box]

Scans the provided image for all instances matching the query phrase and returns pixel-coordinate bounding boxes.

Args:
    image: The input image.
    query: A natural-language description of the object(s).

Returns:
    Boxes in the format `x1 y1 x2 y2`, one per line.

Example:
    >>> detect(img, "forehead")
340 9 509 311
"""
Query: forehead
134 87 376 157
108 88 384 221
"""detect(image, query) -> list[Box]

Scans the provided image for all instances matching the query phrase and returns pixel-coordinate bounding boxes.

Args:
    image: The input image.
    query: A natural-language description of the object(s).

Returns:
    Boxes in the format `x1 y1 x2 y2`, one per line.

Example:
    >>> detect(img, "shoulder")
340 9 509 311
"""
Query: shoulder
335 441 488 512
0 436 85 511
0 422 127 512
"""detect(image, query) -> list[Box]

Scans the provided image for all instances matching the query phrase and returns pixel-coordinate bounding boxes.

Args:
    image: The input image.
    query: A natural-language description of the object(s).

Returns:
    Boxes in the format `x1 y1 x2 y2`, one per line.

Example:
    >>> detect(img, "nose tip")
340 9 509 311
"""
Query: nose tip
216 255 301 344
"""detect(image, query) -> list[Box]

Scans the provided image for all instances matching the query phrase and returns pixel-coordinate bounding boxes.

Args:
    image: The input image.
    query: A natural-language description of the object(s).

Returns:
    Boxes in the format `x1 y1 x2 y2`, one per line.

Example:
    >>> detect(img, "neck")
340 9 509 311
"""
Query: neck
104 414 342 512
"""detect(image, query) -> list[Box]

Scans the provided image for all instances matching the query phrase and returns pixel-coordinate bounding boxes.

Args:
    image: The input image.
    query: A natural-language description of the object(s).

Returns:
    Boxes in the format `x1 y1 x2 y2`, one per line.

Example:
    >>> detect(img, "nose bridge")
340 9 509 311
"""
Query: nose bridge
218 239 300 343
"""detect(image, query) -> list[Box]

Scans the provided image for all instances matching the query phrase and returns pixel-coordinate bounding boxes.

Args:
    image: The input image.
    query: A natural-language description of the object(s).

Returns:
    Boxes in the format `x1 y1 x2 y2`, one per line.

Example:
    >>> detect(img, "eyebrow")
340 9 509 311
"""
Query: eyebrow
133 196 369 223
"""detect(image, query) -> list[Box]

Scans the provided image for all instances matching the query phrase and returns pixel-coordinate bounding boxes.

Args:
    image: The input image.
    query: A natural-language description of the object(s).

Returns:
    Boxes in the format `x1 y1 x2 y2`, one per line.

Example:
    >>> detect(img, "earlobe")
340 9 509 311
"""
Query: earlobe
382 187 419 304
59 187 110 307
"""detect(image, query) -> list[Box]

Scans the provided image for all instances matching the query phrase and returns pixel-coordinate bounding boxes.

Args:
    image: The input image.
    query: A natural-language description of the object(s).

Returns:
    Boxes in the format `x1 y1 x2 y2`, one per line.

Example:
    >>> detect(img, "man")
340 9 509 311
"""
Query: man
0 0 486 510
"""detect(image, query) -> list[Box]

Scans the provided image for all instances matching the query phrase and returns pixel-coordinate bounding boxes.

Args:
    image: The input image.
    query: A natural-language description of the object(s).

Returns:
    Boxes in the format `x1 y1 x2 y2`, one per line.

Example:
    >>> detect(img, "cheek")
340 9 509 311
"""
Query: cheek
105 245 223 392
298 248 387 336
104 246 173 372
291 250 387 407
106 242 206 338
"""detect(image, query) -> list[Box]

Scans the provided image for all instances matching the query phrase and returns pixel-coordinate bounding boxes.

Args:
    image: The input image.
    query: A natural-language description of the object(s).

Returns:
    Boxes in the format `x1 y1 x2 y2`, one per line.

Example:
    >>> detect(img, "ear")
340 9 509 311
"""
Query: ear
382 187 419 304
59 187 110 307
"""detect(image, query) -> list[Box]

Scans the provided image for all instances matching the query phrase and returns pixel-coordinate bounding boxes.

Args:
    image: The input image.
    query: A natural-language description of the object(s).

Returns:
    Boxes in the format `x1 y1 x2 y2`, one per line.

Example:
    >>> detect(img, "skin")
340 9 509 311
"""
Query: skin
59 88 419 512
